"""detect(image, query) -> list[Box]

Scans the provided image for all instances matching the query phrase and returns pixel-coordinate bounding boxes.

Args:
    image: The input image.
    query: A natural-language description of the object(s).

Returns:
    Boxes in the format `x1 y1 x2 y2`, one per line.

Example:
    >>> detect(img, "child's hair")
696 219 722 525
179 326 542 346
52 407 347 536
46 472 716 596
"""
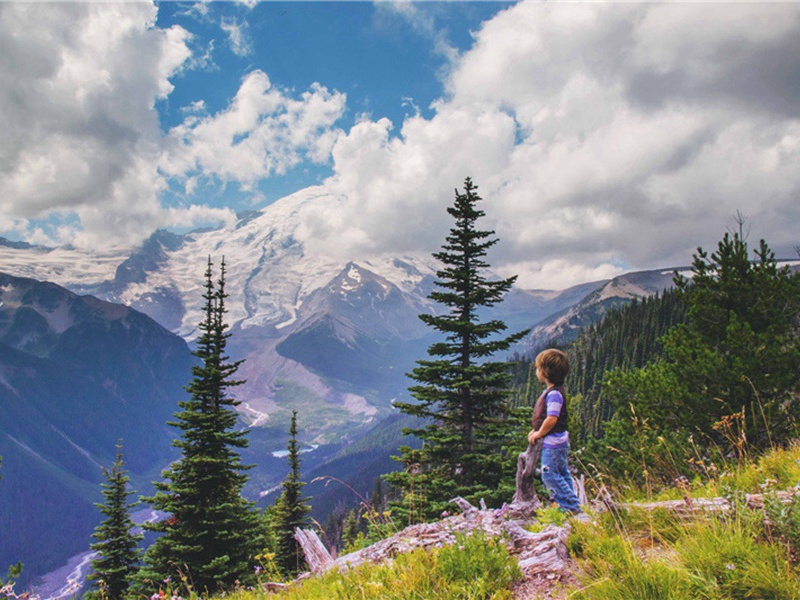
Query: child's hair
535 349 570 386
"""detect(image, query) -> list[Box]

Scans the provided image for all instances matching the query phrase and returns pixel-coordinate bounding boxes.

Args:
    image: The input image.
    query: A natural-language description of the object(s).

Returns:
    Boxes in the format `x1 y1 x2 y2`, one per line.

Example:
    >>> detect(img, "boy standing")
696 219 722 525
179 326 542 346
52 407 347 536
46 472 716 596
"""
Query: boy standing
528 349 581 514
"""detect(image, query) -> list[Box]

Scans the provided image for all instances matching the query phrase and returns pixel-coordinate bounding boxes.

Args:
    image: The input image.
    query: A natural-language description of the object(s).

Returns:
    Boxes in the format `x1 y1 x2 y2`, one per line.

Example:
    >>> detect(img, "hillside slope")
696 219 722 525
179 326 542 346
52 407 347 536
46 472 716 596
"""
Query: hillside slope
0 273 193 585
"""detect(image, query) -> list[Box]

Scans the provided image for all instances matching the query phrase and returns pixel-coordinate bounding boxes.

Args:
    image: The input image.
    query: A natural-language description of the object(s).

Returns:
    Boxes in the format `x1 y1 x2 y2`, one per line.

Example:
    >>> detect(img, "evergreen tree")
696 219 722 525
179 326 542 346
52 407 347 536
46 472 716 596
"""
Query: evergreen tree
590 229 800 485
139 258 264 595
273 411 311 578
668 230 800 446
86 442 142 600
387 178 527 519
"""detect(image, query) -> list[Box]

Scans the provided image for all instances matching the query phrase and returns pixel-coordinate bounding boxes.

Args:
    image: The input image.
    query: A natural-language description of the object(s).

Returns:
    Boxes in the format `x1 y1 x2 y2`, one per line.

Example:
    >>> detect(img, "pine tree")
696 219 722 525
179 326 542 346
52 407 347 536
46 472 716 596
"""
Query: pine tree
139 258 264 595
86 442 142 600
273 411 310 578
669 230 800 446
387 177 527 519
587 228 800 484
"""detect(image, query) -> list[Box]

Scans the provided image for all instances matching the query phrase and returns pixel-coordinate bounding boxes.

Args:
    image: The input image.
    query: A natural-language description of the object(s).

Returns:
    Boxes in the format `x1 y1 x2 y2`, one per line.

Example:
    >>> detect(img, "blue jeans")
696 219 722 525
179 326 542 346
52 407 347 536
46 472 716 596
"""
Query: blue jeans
541 443 581 513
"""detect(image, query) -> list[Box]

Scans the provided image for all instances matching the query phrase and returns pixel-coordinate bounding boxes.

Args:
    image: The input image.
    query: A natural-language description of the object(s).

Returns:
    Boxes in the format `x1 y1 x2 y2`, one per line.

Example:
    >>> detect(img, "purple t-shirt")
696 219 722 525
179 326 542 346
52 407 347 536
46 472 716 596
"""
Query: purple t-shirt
542 388 569 448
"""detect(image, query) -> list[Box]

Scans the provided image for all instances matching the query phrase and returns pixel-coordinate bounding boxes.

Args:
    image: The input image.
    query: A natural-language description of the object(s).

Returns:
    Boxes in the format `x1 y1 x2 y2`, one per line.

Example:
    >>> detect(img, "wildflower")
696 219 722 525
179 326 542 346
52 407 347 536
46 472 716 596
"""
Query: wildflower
254 566 261 576
726 563 735 570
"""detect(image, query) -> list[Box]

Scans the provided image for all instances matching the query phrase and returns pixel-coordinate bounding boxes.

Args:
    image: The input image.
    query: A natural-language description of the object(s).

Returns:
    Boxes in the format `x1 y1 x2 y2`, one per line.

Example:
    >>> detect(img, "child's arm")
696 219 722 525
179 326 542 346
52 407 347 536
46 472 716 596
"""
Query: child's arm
528 416 558 444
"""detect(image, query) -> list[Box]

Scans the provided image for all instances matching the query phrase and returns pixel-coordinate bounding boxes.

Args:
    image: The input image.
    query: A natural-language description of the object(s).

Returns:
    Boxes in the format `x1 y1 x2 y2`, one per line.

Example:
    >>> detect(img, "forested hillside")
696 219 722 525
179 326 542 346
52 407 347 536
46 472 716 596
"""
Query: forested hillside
510 287 688 441
510 231 800 490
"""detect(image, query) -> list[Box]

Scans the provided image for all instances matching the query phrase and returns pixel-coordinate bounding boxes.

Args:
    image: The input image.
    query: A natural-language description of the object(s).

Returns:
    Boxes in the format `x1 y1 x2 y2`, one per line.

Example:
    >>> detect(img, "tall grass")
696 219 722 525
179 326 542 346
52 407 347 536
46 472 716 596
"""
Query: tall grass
567 443 800 600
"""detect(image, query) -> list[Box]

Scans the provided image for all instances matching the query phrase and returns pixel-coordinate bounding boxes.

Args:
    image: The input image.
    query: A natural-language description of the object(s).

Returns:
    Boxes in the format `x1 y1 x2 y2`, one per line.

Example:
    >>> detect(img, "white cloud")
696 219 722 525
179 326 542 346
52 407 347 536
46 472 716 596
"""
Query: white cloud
375 1 458 64
220 17 252 57
295 1 800 288
4 0 800 287
0 1 208 248
496 259 627 292
160 71 346 188
0 2 345 250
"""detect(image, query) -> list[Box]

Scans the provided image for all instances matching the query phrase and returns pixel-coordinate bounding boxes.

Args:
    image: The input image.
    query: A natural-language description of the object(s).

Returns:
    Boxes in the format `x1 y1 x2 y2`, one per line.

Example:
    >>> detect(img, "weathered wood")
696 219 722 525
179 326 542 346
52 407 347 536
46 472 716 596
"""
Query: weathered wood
451 496 478 516
294 527 334 573
627 490 799 515
575 474 588 507
296 493 575 583
513 441 542 506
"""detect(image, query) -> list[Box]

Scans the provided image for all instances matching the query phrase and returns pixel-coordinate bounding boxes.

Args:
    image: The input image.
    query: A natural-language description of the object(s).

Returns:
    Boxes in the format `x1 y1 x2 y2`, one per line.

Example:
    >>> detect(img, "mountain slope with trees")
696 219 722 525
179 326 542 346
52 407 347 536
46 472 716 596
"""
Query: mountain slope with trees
0 273 192 585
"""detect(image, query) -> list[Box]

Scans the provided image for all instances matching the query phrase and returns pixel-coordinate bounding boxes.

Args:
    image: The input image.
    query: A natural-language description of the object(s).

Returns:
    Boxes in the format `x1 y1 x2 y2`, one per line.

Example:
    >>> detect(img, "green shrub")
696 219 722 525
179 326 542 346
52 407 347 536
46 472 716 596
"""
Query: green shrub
764 491 800 565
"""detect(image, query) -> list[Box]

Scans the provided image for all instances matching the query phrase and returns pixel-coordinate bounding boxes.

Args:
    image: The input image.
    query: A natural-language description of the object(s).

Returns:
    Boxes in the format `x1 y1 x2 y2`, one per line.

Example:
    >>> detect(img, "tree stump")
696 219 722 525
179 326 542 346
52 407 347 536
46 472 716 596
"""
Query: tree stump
510 441 542 515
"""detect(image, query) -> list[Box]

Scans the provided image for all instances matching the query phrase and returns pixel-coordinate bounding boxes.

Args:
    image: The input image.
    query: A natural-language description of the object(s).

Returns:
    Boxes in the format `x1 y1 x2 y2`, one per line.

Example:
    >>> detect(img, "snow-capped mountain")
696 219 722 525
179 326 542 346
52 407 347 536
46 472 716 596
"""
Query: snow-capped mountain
2 187 592 445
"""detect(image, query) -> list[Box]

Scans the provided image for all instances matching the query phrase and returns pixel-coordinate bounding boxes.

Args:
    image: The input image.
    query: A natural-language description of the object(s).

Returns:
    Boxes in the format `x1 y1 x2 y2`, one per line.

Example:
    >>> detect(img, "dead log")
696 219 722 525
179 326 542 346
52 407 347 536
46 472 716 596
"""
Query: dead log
623 490 798 516
518 538 570 574
451 496 478 516
507 441 543 518
575 474 588 506
296 495 576 581
294 528 334 573
504 520 572 573
744 490 798 510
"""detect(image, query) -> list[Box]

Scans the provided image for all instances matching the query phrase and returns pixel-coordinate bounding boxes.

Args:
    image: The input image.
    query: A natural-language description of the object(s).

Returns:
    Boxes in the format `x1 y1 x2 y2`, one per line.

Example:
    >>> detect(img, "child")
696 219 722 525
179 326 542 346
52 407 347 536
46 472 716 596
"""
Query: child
528 349 581 514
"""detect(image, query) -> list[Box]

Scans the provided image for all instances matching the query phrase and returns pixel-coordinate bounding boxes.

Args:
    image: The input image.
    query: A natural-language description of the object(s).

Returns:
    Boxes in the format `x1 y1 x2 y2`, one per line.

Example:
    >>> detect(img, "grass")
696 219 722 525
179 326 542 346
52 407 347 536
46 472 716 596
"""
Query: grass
228 532 521 600
567 508 800 600
186 444 800 600
566 443 800 599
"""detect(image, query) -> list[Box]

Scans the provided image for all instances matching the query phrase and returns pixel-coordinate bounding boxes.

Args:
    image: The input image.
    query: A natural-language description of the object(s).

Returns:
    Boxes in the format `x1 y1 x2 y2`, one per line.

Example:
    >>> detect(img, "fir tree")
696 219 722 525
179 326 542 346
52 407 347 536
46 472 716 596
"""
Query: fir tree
139 258 264 595
273 411 310 578
669 229 800 446
86 442 142 600
387 177 527 519
588 228 800 485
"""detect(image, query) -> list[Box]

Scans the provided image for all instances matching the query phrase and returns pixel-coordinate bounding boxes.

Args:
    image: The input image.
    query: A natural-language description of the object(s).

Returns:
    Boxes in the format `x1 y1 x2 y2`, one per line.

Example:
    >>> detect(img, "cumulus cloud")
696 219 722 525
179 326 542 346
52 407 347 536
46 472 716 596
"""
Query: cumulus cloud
160 71 346 188
0 2 216 248
0 2 345 249
295 1 800 288
220 17 252 57
4 0 800 288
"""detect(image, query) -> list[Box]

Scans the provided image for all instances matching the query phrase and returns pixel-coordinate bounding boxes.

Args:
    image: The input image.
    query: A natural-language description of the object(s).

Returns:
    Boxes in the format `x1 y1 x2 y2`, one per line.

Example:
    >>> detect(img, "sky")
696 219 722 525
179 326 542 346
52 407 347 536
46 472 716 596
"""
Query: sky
1 0 800 289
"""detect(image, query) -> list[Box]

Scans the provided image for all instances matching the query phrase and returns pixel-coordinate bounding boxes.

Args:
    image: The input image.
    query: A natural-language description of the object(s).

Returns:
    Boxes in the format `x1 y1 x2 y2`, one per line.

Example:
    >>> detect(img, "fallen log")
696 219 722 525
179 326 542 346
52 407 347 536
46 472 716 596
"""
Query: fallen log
295 496 573 580
293 528 334 572
626 490 799 515
513 441 542 507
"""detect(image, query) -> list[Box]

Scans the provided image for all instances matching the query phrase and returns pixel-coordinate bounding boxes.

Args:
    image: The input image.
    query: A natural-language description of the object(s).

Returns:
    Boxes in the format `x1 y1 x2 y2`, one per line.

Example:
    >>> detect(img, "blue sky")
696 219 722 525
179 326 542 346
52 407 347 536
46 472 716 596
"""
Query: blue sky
2 1 800 289
153 1 510 211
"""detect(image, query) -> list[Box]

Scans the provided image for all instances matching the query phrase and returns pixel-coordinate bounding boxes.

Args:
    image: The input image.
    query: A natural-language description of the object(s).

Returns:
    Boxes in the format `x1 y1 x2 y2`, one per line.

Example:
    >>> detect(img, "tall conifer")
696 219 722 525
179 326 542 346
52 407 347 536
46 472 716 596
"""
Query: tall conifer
388 178 527 518
273 410 310 577
86 442 141 600
139 258 264 595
